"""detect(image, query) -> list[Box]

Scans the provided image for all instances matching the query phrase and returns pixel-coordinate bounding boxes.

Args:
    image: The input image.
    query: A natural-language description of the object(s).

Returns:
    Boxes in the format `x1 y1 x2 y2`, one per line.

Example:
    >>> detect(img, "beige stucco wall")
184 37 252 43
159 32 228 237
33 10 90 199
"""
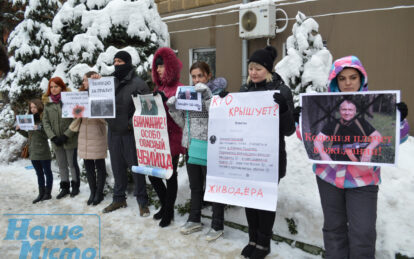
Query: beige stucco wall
159 0 414 134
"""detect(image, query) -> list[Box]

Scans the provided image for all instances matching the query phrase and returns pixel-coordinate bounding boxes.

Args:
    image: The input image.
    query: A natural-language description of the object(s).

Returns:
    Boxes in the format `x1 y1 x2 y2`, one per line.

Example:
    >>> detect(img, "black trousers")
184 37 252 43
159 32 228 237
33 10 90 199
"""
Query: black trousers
148 155 179 214
186 162 225 230
108 130 148 206
245 208 276 247
84 159 107 193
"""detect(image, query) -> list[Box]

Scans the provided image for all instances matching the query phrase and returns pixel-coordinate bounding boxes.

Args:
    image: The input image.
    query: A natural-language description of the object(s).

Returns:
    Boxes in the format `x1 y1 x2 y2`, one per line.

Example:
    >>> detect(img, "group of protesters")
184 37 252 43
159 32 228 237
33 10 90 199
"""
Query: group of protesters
13 43 410 259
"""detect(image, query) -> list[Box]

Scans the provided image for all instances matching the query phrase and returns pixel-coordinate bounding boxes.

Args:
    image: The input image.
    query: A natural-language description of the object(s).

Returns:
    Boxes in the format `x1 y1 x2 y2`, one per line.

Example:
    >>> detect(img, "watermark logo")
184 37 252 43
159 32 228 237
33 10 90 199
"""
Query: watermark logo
2 214 100 259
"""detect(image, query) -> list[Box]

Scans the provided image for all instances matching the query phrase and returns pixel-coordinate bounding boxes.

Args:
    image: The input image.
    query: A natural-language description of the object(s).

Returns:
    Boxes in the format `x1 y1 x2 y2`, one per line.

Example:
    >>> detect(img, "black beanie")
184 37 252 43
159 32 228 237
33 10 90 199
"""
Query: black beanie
248 46 278 73
155 56 164 66
114 51 132 65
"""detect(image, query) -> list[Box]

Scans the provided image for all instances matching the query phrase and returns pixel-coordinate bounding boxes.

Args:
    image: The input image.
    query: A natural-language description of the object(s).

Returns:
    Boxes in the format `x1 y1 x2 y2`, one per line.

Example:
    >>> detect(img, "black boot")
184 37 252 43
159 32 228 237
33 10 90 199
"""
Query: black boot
159 173 178 228
33 187 45 204
85 163 96 205
56 181 70 199
70 180 80 197
250 231 271 259
42 187 52 201
93 167 106 206
149 176 166 220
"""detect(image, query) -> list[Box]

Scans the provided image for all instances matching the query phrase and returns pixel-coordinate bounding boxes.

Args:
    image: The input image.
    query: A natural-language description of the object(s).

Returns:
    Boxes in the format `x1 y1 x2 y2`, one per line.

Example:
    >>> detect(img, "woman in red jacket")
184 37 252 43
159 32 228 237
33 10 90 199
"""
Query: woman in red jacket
150 47 186 227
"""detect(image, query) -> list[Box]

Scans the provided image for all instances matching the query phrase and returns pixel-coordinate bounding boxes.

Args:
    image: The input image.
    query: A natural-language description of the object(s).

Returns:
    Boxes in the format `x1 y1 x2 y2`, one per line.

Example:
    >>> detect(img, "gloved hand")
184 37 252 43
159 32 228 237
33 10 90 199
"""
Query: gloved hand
218 90 229 98
59 135 69 144
293 106 302 124
51 136 63 146
153 90 168 102
166 96 177 110
397 102 408 121
273 93 288 114
131 90 140 97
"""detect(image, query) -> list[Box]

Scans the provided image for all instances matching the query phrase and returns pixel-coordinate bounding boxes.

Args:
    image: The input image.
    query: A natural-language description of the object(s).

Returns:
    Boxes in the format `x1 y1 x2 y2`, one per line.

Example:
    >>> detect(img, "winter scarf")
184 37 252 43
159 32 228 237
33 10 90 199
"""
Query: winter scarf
50 93 61 104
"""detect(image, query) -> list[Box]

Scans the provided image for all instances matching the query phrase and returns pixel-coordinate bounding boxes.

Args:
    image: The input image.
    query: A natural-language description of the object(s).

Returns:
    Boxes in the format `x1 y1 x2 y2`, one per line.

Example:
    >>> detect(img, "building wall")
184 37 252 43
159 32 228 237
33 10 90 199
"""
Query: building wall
159 0 414 135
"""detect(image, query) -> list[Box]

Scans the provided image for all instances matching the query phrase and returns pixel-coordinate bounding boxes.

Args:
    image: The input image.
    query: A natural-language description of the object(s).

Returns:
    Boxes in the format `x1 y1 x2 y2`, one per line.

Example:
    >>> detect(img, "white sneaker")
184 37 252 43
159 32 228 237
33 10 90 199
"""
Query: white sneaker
205 228 224 241
180 221 203 235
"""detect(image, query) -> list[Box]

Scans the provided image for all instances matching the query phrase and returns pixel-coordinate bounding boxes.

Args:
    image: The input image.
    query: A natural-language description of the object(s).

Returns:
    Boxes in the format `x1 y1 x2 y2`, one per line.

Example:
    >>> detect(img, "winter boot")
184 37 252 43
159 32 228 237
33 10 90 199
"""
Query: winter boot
33 187 45 204
103 200 127 213
70 180 80 197
250 231 271 259
93 169 106 206
149 176 166 220
42 187 52 201
56 181 70 199
159 173 178 227
86 168 96 205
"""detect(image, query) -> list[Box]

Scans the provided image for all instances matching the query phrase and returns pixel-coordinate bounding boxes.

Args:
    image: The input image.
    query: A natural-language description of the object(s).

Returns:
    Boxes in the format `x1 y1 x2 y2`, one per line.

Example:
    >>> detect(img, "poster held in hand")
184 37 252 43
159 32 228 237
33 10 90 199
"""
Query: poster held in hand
132 94 173 179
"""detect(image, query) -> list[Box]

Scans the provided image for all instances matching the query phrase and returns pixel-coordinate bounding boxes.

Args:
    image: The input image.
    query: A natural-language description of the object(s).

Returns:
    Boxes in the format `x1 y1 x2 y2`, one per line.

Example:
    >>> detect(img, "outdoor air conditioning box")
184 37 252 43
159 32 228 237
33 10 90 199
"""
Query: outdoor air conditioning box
239 2 276 39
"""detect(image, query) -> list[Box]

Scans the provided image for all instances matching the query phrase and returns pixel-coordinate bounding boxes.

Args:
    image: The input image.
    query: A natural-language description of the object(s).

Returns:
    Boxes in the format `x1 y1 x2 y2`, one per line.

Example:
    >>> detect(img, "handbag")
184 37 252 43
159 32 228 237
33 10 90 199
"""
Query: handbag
186 112 207 166
188 138 207 166
21 143 29 159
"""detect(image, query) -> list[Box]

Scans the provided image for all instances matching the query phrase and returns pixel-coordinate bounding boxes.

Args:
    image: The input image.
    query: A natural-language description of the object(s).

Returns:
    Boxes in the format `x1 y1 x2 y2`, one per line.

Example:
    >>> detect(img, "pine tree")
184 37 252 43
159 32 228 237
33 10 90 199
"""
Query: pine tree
0 0 61 110
275 12 332 106
52 0 169 88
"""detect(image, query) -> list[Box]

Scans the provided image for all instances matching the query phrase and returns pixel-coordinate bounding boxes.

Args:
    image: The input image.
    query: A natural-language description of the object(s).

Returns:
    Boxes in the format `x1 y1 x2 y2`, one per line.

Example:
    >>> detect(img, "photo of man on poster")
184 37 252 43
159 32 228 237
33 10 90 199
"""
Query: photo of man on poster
313 98 382 162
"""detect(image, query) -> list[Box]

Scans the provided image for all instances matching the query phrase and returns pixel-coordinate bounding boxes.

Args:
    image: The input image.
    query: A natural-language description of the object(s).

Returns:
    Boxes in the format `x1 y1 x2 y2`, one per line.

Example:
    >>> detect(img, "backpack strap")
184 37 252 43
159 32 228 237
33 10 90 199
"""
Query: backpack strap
327 123 340 149
354 119 367 136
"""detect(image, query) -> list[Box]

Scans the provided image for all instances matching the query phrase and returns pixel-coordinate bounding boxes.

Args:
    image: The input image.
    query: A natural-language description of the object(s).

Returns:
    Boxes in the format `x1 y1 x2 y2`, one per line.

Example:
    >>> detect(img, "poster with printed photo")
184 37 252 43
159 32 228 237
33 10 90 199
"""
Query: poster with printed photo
131 94 173 179
300 91 400 166
88 77 115 118
61 92 89 118
16 114 35 131
175 86 202 111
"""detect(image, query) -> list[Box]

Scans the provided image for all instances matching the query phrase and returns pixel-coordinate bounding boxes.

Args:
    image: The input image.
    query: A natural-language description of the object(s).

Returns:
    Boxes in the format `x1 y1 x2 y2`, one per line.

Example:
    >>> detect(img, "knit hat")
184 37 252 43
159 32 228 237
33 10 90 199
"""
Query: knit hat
114 51 132 65
248 46 278 72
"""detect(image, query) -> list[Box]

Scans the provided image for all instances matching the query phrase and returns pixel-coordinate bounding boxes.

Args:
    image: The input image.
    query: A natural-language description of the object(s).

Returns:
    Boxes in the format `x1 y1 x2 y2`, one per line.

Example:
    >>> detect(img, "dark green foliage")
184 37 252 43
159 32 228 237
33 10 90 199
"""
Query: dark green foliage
285 217 298 235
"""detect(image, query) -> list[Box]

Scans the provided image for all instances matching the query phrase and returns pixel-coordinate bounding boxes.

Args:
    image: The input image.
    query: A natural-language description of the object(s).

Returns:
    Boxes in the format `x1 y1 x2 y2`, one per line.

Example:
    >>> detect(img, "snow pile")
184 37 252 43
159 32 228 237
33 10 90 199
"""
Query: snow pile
0 104 17 139
0 132 26 163
0 136 413 258
276 12 332 106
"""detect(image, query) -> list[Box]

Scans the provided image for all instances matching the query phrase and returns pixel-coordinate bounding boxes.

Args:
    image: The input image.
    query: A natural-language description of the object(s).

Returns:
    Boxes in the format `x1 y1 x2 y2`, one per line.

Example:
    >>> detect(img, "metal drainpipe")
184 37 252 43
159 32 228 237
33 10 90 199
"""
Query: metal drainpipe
241 0 249 85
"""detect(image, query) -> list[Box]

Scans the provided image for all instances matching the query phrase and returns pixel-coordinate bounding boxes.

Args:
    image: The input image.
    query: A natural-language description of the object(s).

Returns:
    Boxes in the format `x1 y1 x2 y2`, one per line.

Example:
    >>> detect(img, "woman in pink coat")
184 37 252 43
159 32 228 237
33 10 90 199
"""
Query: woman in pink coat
150 47 186 227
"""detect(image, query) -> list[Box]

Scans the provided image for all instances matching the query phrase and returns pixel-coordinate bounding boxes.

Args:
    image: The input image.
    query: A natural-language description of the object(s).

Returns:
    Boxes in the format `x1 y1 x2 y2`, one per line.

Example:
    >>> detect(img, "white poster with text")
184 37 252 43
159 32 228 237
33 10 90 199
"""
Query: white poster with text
88 77 115 118
61 92 90 118
205 91 280 211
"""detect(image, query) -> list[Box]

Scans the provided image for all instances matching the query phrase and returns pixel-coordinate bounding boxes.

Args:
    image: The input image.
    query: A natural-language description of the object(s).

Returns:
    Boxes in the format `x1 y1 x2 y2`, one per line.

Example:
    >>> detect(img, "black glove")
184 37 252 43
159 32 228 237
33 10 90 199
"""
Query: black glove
51 136 63 146
132 90 140 97
153 90 168 102
397 102 408 121
273 93 288 114
59 135 69 144
293 106 302 124
218 90 229 98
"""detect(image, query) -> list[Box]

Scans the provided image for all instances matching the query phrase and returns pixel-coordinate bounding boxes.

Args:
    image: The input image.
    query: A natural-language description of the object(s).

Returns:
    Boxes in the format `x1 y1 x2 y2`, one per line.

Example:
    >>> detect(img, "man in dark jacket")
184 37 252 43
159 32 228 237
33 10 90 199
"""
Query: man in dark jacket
103 51 151 216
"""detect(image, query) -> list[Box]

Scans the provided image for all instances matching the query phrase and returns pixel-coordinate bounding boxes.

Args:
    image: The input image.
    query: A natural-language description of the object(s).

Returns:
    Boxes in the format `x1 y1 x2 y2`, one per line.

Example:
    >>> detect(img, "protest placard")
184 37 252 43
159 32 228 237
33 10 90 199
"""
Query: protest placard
16 114 35 131
88 77 115 118
132 94 173 179
300 91 400 166
175 86 202 111
205 91 280 211
61 92 89 118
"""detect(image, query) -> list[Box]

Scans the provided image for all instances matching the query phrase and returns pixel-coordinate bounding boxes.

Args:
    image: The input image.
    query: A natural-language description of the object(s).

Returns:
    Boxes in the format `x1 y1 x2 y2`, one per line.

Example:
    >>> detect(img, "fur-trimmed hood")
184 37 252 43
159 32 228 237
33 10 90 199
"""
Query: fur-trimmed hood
152 47 182 89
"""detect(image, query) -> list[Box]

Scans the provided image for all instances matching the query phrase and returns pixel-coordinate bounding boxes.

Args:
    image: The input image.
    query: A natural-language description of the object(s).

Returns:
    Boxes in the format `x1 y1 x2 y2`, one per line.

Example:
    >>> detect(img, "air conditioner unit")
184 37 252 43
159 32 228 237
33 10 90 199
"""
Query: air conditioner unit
239 2 276 39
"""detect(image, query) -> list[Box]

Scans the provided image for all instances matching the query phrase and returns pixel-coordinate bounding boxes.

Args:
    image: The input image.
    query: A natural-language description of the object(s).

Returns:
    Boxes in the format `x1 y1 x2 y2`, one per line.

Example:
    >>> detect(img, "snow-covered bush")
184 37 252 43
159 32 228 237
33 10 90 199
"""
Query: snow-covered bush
52 0 169 88
0 104 16 139
276 12 332 106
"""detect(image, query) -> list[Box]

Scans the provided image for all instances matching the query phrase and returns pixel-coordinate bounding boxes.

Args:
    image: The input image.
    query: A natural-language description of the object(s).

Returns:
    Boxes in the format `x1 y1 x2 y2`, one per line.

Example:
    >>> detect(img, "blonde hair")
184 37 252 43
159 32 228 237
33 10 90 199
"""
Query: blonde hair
246 62 273 84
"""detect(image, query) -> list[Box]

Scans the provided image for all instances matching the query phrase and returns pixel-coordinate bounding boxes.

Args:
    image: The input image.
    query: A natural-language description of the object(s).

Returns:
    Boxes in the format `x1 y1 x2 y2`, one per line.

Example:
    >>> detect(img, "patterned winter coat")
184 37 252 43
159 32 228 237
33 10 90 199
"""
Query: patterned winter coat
298 56 410 188
167 83 212 149
152 47 185 156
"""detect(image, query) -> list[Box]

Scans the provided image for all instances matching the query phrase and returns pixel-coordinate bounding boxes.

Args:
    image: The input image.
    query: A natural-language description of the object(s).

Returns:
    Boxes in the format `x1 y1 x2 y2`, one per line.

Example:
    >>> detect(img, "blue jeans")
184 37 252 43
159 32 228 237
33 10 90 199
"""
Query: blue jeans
31 160 53 189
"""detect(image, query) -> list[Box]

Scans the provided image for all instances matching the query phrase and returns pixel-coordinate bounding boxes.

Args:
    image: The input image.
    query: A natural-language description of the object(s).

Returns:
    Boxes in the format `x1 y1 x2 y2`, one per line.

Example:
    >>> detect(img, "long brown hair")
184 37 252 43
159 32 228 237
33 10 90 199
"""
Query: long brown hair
46 77 67 96
79 71 98 92
28 99 44 115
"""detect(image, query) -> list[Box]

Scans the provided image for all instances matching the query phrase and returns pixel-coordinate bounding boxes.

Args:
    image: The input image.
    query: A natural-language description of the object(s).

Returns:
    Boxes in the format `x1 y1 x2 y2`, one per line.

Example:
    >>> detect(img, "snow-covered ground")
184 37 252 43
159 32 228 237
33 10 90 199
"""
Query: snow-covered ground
0 135 413 258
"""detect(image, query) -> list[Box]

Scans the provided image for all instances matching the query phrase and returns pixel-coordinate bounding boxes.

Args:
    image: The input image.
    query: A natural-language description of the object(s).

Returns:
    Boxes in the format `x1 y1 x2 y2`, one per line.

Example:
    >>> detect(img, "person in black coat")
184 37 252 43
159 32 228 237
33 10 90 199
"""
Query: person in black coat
238 46 295 258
